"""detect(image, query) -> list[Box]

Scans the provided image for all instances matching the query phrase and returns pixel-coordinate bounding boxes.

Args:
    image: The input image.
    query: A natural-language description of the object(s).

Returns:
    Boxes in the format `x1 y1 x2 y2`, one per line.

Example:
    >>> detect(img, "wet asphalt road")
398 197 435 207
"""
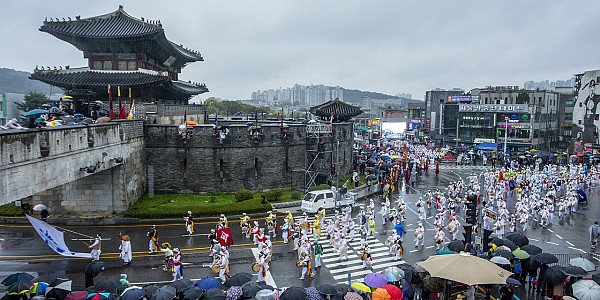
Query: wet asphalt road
0 164 598 292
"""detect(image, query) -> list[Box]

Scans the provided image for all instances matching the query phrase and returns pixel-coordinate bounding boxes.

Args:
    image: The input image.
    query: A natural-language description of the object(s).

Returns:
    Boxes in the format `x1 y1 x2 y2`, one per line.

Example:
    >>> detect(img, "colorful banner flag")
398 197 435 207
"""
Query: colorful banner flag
127 99 135 119
26 215 92 258
217 227 233 247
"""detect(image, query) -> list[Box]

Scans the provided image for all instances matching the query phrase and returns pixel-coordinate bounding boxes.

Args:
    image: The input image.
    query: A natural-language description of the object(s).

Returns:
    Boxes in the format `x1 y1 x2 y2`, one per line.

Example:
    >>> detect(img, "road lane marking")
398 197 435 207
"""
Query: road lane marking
555 235 563 239
409 250 418 253
251 248 277 288
546 242 559 245
547 229 554 233
426 246 435 249
565 241 574 246
529 238 539 241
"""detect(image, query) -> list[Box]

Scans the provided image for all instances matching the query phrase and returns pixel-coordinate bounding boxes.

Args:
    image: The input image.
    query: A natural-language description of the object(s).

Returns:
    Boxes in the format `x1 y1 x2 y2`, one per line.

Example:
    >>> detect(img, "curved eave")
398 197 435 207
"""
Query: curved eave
29 68 170 89
166 81 209 96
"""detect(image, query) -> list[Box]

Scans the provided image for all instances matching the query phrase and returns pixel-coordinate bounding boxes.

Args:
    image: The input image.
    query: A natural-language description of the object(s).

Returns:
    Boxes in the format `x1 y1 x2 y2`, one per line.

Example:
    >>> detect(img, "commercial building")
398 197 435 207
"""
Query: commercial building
424 88 465 143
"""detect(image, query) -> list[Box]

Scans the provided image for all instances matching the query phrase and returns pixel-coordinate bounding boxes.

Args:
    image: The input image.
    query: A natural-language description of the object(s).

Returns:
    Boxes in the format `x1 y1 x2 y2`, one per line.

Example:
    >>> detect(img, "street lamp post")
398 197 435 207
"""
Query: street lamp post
504 116 508 155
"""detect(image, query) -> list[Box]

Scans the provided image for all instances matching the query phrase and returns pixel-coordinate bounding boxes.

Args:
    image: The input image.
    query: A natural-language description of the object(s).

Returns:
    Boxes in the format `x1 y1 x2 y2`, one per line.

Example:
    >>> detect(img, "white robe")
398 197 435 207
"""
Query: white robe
120 240 132 263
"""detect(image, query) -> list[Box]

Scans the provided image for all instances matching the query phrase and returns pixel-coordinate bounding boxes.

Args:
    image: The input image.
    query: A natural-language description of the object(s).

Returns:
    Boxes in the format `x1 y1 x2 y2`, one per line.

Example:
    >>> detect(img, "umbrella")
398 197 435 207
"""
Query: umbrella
496 245 511 252
350 282 371 293
93 278 119 294
30 282 49 295
511 249 530 260
6 281 34 295
24 109 49 117
506 278 521 286
334 284 349 295
592 273 600 285
143 285 160 299
255 290 275 300
279 286 306 300
543 266 567 285
65 291 89 300
2 273 34 286
534 253 558 264
121 287 145 300
570 257 596 272
194 277 221 290
182 287 203 300
416 253 513 285
446 240 465 253
573 280 600 300
381 270 403 283
500 239 518 251
422 276 445 293
364 273 387 288
491 249 514 260
317 285 337 296
563 266 588 277
150 286 176 300
505 233 529 247
48 278 72 290
87 292 115 300
170 279 193 293
399 265 421 284
225 286 242 300
85 261 106 277
45 286 71 300
435 248 455 255
241 282 262 299
381 284 402 300
343 292 362 300
32 297 47 300
488 237 504 247
41 104 52 108
304 287 322 300
490 256 511 265
225 272 253 288
371 288 390 300
521 244 542 255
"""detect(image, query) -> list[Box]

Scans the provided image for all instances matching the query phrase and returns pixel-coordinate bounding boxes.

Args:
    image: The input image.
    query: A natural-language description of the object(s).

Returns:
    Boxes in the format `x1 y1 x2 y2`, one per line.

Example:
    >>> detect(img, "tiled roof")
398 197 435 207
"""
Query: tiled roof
310 98 363 122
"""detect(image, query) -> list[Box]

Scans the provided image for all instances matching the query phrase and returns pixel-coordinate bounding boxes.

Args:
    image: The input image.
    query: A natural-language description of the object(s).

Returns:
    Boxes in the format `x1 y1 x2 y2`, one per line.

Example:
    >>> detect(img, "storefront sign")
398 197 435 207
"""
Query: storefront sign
459 104 528 113
448 95 480 103
474 138 496 143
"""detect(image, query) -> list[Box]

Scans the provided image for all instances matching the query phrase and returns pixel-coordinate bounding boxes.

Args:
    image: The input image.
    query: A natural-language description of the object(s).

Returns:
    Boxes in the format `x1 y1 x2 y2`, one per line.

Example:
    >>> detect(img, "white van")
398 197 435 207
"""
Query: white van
300 189 357 213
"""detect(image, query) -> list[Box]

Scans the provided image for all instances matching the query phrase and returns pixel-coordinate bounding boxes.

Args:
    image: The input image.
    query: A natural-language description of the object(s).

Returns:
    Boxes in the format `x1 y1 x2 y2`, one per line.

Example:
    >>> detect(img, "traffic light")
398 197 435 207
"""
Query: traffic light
463 225 473 245
465 194 477 225
331 163 336 175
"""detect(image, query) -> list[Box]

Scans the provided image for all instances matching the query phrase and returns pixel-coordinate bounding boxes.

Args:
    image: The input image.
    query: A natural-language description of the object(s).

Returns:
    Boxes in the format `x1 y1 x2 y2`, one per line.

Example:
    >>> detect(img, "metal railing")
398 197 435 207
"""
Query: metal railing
549 253 600 267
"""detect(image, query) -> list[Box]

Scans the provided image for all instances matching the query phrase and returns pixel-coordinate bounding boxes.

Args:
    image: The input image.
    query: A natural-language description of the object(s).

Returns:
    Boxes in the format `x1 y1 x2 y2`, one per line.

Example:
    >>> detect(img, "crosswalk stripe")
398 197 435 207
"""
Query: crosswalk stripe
333 269 373 280
329 263 370 274
372 260 406 270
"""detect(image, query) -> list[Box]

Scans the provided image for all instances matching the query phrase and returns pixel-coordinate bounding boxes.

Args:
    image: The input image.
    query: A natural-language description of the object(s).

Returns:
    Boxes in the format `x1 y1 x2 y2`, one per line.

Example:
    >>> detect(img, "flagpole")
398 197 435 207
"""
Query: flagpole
108 85 113 119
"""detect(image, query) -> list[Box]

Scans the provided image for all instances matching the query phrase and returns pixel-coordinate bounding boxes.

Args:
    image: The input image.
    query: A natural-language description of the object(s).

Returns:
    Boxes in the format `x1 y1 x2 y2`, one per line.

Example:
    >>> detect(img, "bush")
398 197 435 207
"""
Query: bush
308 184 331 192
124 198 270 219
234 189 254 202
291 191 302 200
264 188 284 202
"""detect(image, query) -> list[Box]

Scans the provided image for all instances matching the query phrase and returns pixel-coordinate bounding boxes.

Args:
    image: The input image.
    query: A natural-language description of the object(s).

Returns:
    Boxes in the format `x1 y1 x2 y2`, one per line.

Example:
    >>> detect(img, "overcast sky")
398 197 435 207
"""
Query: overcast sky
1 0 599 101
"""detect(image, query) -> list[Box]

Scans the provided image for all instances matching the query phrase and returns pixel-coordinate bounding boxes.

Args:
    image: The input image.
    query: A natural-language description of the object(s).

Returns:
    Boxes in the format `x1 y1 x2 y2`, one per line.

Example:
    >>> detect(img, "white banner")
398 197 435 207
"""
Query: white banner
26 215 92 258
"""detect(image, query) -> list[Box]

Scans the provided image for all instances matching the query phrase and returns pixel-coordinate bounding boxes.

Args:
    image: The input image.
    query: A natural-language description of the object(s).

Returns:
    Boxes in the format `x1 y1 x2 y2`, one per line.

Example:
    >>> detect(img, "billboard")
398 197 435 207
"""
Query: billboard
447 95 480 103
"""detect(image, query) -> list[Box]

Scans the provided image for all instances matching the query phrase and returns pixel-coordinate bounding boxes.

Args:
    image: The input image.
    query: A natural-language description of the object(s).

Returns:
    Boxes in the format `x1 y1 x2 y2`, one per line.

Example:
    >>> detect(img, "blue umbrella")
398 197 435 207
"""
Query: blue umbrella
2 273 34 286
435 248 456 255
194 277 221 290
24 109 49 118
506 278 521 286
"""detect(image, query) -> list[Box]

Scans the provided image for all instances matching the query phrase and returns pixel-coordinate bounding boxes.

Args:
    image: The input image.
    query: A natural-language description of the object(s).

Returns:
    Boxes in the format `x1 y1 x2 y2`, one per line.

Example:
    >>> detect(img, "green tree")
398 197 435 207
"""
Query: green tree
17 91 49 112
204 97 258 115
516 91 530 104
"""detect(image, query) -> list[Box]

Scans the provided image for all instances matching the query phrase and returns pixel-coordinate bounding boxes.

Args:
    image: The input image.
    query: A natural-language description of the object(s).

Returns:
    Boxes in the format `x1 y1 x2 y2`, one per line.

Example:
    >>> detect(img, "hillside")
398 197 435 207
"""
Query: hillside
0 68 56 94
342 88 400 104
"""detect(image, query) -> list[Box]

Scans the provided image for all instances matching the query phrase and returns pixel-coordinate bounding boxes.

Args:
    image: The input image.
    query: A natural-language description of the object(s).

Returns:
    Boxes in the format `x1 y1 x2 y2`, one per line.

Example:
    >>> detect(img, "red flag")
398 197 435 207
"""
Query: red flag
217 227 233 247
108 85 114 119
119 104 127 119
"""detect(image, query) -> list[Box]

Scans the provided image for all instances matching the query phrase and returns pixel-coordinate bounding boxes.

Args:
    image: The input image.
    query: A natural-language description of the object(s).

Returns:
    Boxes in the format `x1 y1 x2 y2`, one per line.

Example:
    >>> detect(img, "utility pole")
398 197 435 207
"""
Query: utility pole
455 114 459 152
504 116 508 154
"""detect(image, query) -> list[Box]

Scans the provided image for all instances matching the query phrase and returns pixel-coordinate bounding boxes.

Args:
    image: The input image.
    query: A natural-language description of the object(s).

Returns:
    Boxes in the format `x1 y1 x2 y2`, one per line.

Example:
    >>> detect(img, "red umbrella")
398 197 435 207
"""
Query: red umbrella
382 285 403 300
65 291 89 300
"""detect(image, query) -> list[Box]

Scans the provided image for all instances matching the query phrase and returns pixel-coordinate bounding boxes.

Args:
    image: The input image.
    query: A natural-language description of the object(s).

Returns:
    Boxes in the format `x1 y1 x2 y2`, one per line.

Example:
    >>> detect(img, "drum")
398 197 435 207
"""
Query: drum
252 262 261 272
211 264 220 274
295 260 302 268
360 252 367 261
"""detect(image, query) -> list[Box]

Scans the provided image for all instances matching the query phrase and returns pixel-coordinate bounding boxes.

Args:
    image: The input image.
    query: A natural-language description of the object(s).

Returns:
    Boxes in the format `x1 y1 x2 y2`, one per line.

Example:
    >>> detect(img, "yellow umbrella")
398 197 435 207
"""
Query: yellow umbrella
62 95 73 99
351 282 371 293
416 252 513 285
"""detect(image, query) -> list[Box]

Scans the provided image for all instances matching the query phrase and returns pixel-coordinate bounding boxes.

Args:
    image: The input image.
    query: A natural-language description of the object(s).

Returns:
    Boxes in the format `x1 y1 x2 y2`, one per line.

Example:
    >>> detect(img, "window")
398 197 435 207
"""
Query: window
579 102 583 107
565 100 574 107
128 61 137 70
565 113 573 120
579 120 582 125
93 61 102 70
103 60 112 70
118 61 127 70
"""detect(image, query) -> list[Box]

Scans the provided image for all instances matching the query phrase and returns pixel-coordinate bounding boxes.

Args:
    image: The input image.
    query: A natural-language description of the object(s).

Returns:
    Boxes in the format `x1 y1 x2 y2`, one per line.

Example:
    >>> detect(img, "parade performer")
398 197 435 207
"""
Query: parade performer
362 242 372 269
281 219 290 244
213 252 229 284
312 218 321 238
317 208 326 228
448 216 460 241
184 211 195 235
147 225 159 253
387 232 398 254
312 239 323 269
285 210 295 230
339 235 349 261
434 227 445 250
160 242 173 272
256 252 268 283
219 214 228 228
392 236 403 261
209 229 219 256
266 211 277 236
367 216 376 236
252 221 260 245
299 251 314 279
89 234 102 261
240 213 251 238
415 221 425 248
119 234 132 266
172 248 183 281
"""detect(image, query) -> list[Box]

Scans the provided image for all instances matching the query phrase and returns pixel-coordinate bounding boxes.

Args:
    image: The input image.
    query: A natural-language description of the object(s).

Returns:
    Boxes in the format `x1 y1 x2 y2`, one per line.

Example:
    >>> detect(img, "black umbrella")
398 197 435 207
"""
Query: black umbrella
542 266 567 285
143 285 160 299
121 287 146 300
93 278 119 294
203 288 225 300
333 284 349 295
280 286 307 300
488 237 503 247
6 281 34 295
491 249 514 260
85 261 106 277
422 276 445 293
446 240 465 253
534 253 558 264
241 282 262 299
317 284 337 296
45 287 70 300
592 272 600 285
2 273 34 286
501 239 518 251
563 266 588 277
226 272 253 288
521 245 542 255
505 233 529 247
150 286 176 300
182 287 203 300
171 279 194 293
400 264 422 285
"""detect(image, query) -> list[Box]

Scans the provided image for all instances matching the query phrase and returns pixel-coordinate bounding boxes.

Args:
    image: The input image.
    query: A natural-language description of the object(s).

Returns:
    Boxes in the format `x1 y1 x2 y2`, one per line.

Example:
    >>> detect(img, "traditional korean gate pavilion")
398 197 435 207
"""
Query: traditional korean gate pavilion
309 98 363 122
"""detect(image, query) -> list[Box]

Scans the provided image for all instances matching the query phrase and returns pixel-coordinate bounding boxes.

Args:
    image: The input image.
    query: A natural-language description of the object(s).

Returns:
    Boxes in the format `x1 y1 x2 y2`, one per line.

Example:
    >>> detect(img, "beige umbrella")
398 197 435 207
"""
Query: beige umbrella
416 252 513 285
